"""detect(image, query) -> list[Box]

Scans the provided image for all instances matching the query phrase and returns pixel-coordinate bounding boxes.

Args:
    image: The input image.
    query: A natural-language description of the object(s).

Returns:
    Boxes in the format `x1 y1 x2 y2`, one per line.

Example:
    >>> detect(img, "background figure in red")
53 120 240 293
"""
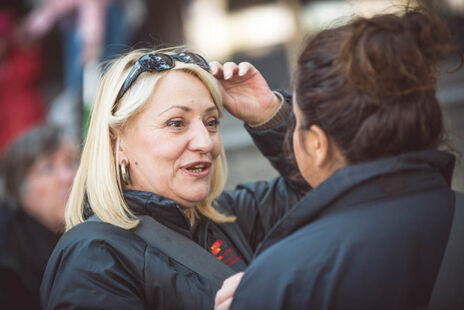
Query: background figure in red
0 10 46 154
0 124 79 309
22 0 146 139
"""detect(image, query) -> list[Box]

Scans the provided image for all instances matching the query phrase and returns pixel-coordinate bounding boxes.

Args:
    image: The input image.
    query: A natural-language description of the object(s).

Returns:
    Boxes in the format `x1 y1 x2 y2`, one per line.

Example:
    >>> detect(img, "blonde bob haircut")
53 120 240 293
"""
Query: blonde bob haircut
65 48 234 231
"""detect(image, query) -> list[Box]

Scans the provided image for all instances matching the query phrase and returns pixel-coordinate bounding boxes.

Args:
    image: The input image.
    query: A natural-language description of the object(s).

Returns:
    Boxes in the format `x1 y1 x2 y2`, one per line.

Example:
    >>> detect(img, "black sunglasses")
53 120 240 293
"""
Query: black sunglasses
113 52 210 113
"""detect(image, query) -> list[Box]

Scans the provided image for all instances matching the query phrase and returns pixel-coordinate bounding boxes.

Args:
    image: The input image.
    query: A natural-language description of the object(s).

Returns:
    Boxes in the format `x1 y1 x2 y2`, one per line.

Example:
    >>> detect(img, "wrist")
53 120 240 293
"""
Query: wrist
246 91 283 126
248 91 290 130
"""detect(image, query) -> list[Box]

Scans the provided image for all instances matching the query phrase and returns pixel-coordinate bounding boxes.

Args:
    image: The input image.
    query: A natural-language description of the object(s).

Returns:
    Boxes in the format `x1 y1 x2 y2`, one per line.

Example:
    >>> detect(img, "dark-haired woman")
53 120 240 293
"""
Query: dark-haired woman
216 8 463 310
0 125 78 309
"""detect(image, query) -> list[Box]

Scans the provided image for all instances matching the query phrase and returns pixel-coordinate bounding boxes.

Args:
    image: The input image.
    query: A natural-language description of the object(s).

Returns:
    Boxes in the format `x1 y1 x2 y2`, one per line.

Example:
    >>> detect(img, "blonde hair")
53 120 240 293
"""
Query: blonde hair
65 48 234 231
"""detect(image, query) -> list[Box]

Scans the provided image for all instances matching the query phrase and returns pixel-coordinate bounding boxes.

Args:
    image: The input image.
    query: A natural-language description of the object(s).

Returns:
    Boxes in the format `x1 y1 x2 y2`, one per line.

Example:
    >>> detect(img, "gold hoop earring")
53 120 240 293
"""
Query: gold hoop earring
120 159 130 185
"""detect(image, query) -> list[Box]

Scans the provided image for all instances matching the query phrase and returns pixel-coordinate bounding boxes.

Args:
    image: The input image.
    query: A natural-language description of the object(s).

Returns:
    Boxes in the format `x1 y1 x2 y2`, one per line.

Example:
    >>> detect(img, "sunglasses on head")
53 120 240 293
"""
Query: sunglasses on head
113 52 211 113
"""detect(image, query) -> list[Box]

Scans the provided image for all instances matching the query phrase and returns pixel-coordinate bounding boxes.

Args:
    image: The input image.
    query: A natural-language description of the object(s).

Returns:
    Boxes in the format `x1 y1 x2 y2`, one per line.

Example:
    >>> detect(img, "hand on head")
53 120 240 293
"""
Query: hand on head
209 61 281 125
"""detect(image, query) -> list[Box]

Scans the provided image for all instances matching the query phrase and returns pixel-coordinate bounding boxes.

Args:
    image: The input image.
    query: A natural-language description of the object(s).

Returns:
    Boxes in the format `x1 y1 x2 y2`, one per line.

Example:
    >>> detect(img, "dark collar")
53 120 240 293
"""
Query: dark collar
123 190 194 239
256 150 455 255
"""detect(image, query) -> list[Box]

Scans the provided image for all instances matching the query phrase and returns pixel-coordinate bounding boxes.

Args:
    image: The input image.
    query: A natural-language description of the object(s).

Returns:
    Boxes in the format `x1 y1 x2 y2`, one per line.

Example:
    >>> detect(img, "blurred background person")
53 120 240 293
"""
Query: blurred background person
0 124 79 309
22 0 146 138
0 9 46 154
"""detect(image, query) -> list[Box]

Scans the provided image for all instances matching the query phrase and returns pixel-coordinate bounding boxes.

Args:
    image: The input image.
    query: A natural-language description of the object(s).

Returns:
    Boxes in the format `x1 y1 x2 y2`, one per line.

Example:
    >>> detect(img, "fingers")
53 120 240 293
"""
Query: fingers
215 297 232 310
222 62 239 80
222 272 244 288
214 272 244 309
209 61 223 78
209 61 256 81
238 62 255 77
215 281 237 306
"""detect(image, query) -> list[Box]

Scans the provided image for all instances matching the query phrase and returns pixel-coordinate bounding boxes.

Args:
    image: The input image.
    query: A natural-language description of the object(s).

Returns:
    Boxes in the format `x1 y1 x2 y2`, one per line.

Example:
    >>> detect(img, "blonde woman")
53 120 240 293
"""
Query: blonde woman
40 49 305 309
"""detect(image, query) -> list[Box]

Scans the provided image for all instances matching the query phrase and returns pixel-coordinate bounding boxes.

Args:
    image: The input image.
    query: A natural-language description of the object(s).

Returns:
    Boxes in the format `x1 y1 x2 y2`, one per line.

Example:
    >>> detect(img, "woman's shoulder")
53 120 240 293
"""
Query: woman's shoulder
43 221 148 292
41 221 149 309
54 220 148 260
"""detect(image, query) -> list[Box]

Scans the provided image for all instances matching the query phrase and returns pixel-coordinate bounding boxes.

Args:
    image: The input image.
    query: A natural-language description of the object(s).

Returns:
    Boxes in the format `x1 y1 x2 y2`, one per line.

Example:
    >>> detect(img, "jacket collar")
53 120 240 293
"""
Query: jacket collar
256 150 455 255
123 190 194 238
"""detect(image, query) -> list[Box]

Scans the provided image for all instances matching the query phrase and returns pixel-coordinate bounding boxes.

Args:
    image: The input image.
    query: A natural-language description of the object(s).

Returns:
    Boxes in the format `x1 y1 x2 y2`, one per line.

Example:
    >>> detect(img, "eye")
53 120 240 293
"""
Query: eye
66 156 80 169
206 118 220 130
166 119 185 129
36 161 55 176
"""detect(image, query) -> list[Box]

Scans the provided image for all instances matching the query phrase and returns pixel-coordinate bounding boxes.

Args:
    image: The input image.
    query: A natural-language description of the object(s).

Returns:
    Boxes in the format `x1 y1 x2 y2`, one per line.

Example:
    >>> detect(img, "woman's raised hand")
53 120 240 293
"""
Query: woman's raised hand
210 61 281 125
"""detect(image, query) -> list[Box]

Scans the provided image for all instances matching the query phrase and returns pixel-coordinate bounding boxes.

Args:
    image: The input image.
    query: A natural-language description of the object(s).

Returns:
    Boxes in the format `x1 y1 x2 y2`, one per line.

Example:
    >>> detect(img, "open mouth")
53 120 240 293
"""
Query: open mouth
182 161 212 176
186 163 208 173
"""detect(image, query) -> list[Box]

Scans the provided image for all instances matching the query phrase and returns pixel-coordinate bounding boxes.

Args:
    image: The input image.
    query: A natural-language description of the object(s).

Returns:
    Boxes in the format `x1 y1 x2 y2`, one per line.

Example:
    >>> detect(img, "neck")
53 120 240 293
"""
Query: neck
311 153 347 188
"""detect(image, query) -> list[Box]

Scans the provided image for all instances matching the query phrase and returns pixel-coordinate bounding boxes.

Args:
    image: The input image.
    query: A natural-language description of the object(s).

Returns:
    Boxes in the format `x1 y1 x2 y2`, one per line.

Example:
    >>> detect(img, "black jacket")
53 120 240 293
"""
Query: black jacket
231 150 459 310
41 117 304 310
0 204 60 310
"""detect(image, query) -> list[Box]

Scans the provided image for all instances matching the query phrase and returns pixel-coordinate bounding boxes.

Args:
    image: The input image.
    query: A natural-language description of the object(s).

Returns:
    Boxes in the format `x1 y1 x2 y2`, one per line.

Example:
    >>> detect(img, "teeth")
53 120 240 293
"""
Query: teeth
186 164 207 173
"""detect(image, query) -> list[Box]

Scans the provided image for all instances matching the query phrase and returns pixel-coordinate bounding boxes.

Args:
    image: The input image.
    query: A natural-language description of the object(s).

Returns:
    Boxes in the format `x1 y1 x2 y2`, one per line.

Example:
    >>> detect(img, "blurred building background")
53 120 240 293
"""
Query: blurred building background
1 0 463 190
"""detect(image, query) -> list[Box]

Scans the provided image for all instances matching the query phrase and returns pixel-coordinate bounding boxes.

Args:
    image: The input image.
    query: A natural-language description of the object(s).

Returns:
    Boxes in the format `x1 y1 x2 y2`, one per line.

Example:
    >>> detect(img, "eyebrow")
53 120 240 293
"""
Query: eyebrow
158 105 218 116
205 106 218 113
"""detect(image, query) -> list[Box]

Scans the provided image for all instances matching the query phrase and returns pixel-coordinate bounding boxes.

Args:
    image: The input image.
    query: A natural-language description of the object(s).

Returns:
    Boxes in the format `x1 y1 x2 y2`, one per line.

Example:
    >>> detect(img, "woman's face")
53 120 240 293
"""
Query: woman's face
119 71 221 207
21 141 79 232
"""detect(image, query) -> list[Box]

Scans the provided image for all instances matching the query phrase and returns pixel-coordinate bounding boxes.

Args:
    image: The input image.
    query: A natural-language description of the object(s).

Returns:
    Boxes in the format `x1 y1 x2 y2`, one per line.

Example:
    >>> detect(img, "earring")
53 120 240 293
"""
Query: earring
120 159 131 185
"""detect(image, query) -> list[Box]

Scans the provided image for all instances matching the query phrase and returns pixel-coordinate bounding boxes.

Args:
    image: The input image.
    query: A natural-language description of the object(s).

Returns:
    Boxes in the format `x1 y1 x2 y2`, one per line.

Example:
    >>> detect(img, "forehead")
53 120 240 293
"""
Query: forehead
145 70 217 113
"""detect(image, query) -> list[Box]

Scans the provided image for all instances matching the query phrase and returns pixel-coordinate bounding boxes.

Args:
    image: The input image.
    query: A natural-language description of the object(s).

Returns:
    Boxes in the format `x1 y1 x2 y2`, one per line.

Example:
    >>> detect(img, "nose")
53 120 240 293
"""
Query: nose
57 164 77 187
188 120 214 154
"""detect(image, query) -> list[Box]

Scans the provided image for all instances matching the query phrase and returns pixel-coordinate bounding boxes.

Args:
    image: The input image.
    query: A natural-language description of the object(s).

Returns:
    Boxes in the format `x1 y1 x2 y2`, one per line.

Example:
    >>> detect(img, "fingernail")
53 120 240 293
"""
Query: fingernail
210 64 217 74
239 67 245 76
224 73 231 79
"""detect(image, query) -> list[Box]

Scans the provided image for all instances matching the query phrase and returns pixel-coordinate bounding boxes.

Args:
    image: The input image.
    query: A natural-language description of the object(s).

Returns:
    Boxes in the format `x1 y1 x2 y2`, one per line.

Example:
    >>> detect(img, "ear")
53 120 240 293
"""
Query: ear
112 129 127 165
304 125 329 168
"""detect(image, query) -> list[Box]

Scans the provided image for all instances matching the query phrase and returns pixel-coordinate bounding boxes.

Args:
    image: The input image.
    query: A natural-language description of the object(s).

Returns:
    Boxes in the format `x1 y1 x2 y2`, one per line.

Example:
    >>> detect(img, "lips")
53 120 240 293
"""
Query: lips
181 161 212 177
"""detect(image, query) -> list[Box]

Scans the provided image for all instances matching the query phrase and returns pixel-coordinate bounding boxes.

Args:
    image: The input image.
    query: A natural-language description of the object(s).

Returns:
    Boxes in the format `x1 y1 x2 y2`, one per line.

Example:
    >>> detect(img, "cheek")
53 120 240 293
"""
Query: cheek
136 132 183 166
150 141 181 161
24 178 46 198
21 178 53 210
293 130 310 178
293 130 303 167
211 132 222 159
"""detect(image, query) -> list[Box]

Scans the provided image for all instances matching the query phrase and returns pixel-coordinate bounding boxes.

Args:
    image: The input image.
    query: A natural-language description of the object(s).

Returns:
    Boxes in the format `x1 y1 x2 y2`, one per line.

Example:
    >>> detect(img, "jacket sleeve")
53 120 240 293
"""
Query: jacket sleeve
216 177 301 252
245 90 310 194
216 93 309 251
41 236 147 310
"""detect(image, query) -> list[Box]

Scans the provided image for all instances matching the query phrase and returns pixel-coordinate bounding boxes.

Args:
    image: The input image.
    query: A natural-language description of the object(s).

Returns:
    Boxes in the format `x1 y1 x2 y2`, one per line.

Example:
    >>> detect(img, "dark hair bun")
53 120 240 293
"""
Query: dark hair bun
340 9 450 97
294 8 454 164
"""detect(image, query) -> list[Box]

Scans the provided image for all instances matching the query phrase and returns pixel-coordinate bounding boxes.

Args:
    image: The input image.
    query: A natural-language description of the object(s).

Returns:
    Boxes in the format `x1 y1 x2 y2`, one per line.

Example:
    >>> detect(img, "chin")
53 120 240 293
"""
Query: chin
179 186 210 205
